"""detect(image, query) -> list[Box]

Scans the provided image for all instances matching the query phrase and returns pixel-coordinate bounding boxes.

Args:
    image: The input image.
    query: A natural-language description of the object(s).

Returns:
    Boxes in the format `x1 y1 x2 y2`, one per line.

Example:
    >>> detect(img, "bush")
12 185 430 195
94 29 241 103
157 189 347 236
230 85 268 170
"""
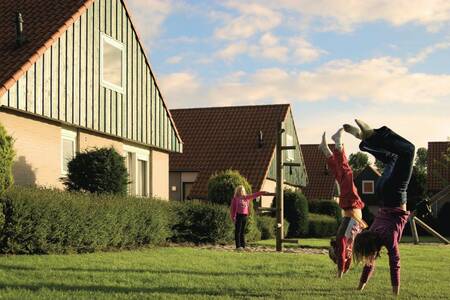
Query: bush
63 147 128 195
309 200 342 225
283 190 309 237
207 169 252 205
308 213 338 237
170 200 234 244
256 215 289 240
0 187 171 254
438 202 450 236
0 123 15 195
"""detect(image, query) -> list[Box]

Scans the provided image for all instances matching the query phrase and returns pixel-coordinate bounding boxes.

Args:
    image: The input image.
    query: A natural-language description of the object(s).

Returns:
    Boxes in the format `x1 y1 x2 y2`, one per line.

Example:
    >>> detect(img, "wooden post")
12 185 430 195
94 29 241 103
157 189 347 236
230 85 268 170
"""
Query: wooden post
276 122 284 252
409 215 419 244
414 216 450 244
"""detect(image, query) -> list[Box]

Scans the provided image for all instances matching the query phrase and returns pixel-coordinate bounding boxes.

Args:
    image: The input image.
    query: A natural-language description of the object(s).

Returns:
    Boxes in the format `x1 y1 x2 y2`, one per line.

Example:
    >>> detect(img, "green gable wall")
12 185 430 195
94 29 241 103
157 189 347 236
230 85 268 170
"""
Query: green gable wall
267 110 308 187
0 0 182 153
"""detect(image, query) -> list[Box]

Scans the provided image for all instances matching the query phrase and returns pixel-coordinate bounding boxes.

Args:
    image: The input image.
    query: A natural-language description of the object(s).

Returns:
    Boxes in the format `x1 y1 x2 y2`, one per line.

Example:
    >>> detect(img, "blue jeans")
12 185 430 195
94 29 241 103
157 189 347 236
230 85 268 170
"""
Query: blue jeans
359 126 415 207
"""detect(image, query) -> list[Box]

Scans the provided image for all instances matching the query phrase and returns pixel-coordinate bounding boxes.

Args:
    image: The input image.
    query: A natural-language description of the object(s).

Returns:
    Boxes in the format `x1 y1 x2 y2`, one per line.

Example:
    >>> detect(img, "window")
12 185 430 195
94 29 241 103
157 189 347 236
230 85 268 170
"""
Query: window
362 180 374 194
286 134 295 161
61 129 77 175
123 145 150 197
100 33 125 93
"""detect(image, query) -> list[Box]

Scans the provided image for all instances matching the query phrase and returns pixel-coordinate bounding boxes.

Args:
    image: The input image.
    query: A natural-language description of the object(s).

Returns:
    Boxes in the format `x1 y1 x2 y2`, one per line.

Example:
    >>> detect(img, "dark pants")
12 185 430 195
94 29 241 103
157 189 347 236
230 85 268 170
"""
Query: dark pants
359 126 415 207
235 214 247 248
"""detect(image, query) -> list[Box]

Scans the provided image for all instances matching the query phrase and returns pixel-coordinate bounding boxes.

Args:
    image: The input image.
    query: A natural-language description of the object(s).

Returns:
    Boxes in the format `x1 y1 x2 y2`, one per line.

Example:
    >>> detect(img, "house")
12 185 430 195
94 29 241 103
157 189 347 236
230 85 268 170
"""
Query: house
300 144 339 202
168 104 308 207
0 0 182 199
427 141 450 215
354 165 381 214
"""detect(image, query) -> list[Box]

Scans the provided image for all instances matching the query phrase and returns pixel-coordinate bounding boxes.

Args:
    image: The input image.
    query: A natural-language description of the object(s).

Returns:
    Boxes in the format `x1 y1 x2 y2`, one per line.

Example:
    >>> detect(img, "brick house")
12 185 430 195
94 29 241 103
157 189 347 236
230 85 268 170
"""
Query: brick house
0 0 182 199
168 104 308 207
427 141 450 215
354 165 381 214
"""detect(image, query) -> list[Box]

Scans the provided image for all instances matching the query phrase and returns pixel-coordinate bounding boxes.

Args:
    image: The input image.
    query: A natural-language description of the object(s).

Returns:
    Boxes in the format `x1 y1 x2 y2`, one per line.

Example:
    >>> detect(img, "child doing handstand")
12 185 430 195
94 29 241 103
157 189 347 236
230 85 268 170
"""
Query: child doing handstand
319 128 368 278
345 120 414 296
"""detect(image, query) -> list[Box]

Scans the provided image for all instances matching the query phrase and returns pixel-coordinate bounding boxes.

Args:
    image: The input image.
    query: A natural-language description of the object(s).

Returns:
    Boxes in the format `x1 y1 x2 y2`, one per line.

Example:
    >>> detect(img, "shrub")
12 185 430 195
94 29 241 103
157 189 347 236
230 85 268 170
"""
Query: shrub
308 213 338 237
438 202 450 236
170 200 234 244
256 215 289 240
0 123 15 195
309 200 342 225
0 187 171 254
283 190 309 237
63 147 128 195
207 169 252 205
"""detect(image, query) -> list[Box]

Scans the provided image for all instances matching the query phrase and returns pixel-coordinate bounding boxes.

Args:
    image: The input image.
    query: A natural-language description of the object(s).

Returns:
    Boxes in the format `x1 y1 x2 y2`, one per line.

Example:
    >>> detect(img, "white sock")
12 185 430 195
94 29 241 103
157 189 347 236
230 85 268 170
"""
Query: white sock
332 128 344 151
355 119 374 140
343 124 362 140
319 132 332 158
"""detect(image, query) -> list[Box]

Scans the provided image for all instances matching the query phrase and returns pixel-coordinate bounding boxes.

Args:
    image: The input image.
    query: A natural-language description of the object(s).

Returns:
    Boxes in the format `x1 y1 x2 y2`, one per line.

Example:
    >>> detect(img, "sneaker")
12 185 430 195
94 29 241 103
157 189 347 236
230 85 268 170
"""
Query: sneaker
235 247 244 252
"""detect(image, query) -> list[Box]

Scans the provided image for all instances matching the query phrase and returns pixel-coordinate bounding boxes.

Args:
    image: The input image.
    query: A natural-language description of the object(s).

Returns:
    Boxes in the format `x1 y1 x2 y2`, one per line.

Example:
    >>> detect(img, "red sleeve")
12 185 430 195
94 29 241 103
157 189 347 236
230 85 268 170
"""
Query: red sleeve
230 197 237 222
360 263 375 284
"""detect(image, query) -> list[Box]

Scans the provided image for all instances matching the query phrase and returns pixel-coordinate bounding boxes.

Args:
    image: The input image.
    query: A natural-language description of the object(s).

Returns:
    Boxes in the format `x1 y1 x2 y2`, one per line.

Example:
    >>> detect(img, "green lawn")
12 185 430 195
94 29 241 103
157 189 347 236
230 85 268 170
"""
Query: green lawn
0 240 449 299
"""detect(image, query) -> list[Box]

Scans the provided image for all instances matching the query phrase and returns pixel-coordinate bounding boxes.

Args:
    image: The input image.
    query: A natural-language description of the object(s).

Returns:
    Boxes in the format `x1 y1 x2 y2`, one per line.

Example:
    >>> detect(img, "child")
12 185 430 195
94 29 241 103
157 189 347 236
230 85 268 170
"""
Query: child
230 185 267 250
345 120 414 296
319 128 368 278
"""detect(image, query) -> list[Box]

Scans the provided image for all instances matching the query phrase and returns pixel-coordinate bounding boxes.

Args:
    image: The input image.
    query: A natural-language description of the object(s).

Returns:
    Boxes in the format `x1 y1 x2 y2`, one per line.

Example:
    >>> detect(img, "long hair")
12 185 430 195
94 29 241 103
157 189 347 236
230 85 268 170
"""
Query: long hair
234 185 246 198
353 230 382 264
328 237 338 264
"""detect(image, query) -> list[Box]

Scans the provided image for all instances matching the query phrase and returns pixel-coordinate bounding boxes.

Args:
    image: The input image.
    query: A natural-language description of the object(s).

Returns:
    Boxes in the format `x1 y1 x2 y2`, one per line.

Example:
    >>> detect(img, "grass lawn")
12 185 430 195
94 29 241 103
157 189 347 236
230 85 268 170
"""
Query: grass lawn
0 240 449 299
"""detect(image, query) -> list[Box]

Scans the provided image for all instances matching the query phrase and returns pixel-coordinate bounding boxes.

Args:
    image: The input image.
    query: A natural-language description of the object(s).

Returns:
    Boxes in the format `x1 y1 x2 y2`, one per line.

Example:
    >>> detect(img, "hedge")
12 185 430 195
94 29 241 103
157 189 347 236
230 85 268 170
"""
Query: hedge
207 169 252 205
308 200 342 225
0 123 15 196
256 215 289 240
308 213 338 237
283 190 309 237
0 187 171 254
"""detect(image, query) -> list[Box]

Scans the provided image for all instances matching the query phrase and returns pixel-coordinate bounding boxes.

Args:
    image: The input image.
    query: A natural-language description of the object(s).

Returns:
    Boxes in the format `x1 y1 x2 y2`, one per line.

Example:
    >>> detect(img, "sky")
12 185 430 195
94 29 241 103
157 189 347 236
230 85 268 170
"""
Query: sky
126 0 450 156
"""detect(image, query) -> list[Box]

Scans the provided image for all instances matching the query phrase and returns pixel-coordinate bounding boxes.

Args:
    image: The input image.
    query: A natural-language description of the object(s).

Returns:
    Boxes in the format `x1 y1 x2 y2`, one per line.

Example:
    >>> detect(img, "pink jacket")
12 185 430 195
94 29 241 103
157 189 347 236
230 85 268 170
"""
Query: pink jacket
230 191 265 222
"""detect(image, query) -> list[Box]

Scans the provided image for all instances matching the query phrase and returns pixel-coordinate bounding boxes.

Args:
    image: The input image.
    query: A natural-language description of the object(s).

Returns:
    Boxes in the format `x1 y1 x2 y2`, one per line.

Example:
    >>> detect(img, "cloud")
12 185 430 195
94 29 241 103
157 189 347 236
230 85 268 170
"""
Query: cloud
126 0 173 47
407 40 450 65
289 37 328 64
214 1 282 40
270 0 450 32
216 42 249 60
166 56 183 64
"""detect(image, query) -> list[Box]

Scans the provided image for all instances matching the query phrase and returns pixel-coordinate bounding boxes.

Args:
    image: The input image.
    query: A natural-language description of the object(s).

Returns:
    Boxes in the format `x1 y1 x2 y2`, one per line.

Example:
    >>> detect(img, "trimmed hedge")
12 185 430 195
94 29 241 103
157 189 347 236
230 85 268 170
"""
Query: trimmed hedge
171 200 234 244
63 147 128 195
308 213 338 237
207 169 252 205
256 215 289 240
0 187 171 254
0 123 15 195
308 200 342 225
438 202 450 236
284 190 309 237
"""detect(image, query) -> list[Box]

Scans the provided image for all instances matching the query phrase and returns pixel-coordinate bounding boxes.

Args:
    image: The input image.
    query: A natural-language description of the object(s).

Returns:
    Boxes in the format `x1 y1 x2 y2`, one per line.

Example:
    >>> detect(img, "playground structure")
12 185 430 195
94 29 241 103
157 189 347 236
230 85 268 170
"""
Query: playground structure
409 185 450 244
257 121 302 251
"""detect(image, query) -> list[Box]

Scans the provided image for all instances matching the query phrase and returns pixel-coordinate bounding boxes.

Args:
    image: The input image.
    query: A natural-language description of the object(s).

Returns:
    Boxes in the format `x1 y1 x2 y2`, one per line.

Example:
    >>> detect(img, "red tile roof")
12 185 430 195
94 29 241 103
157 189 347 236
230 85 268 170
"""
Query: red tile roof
428 141 450 192
300 144 338 200
169 104 290 199
0 0 94 96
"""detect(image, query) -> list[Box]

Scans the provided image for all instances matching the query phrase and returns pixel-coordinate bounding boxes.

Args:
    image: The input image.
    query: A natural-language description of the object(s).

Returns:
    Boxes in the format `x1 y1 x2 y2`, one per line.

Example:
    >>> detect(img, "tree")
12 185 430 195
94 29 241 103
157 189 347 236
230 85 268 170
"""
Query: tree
415 147 427 174
348 152 369 175
0 123 15 195
63 147 128 195
374 159 385 173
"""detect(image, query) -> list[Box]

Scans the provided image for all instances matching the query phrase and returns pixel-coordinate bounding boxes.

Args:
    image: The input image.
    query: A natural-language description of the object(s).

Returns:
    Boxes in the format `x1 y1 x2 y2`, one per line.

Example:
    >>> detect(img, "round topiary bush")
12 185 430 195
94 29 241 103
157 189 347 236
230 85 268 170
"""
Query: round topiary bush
63 147 128 195
0 123 15 195
283 189 309 237
207 169 252 205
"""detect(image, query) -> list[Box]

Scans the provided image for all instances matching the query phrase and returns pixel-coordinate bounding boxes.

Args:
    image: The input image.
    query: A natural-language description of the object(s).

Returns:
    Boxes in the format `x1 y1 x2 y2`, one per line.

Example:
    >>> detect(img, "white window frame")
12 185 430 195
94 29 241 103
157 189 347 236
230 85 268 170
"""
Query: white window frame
362 180 375 194
61 128 77 176
123 145 150 197
100 32 125 93
286 134 295 161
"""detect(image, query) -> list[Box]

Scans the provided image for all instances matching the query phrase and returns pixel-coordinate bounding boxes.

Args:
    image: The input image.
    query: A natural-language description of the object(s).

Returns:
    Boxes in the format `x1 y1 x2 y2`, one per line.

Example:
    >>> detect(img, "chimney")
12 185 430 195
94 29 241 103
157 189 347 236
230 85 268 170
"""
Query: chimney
15 12 26 47
258 130 264 148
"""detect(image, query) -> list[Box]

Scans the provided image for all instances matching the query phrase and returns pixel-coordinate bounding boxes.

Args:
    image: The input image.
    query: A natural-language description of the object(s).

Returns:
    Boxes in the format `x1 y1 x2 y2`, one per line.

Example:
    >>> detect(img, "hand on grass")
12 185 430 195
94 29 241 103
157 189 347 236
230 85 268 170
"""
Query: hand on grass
357 282 366 291
392 286 400 296
337 270 343 279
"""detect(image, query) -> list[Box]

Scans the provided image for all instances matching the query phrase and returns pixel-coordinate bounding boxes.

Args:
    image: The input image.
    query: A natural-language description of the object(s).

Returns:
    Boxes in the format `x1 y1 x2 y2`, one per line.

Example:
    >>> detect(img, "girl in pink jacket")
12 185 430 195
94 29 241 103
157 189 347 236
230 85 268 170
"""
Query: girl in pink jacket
230 185 267 250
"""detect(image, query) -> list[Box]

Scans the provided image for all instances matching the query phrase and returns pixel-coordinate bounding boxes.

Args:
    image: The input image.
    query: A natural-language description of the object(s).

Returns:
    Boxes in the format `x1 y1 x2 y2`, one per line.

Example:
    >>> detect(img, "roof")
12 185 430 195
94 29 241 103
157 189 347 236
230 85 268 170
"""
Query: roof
300 144 338 200
169 104 290 199
355 165 381 179
428 141 450 192
0 0 182 145
0 0 94 96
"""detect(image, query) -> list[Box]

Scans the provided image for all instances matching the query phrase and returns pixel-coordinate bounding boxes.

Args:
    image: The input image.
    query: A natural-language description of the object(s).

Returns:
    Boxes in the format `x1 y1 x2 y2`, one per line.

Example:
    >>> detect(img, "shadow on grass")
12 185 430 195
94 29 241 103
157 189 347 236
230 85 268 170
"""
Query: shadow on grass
0 283 339 298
